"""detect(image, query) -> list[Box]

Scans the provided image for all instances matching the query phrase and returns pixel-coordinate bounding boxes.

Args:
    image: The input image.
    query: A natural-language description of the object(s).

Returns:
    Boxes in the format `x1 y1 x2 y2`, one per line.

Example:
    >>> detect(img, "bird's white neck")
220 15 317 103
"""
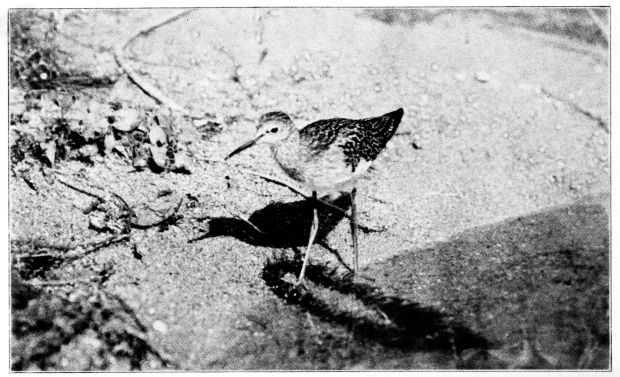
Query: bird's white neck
270 130 306 182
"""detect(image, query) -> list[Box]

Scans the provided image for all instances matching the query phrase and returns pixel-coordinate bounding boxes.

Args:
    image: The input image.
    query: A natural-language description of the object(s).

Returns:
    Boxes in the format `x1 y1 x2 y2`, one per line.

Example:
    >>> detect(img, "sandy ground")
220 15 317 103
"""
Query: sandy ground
10 9 609 370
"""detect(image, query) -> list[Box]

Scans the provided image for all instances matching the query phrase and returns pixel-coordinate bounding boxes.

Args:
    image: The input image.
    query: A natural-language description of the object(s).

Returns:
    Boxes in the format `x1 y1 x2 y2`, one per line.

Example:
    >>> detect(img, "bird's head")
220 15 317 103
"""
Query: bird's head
226 111 295 160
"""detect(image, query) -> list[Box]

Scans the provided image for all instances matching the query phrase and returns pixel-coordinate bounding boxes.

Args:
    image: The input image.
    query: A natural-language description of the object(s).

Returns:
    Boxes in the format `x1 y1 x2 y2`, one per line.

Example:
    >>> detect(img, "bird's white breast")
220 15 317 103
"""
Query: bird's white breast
273 140 372 194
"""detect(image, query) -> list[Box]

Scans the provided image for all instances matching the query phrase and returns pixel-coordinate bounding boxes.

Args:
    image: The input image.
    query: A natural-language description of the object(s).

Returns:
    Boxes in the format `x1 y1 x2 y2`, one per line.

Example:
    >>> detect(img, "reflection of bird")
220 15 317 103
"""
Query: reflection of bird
226 108 403 283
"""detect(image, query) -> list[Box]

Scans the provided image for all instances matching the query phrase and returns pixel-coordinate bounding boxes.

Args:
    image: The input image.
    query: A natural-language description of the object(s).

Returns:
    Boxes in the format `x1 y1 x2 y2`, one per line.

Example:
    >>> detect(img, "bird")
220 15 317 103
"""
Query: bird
226 108 404 283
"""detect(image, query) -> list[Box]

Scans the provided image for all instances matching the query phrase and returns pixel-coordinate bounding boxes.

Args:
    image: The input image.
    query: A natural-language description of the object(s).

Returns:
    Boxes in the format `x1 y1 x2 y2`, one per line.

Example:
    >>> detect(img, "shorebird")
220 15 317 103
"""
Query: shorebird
226 108 404 283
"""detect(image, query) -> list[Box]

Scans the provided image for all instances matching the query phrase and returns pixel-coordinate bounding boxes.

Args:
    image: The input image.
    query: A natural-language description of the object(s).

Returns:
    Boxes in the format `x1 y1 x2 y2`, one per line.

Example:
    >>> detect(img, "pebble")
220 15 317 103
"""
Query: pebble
474 71 491 83
454 72 466 82
81 336 103 349
431 63 439 71
518 83 532 91
111 108 141 132
173 151 193 172
153 320 168 334
68 292 82 302
418 94 429 106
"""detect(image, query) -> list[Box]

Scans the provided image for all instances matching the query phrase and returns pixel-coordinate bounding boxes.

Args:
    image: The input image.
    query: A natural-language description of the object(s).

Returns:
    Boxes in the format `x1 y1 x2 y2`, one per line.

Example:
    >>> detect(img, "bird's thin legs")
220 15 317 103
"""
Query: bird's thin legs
350 187 359 272
298 191 319 284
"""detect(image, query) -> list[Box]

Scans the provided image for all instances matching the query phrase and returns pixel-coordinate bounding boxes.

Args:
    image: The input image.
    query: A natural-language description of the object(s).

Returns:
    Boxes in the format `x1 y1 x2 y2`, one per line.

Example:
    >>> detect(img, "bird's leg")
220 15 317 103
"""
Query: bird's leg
350 187 359 273
298 191 319 284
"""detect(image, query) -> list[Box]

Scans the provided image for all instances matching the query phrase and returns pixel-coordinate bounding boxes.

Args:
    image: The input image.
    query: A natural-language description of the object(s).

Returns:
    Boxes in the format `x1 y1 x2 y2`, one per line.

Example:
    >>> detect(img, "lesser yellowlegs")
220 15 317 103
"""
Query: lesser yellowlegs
226 108 403 283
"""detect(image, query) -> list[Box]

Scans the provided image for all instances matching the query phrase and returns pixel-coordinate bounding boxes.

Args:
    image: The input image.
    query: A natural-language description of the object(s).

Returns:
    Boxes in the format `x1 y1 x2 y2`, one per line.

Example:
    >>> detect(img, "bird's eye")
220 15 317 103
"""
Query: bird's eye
270 127 279 133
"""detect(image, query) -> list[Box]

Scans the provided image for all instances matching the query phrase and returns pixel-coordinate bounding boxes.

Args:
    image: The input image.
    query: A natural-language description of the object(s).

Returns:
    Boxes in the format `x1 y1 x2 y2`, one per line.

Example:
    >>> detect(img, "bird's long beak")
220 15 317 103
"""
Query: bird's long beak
225 134 263 160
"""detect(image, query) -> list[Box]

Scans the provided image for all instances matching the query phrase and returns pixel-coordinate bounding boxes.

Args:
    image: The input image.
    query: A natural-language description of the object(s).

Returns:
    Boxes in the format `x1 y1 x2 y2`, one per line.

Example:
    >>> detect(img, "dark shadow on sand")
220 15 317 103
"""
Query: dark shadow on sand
262 258 490 353
190 194 351 248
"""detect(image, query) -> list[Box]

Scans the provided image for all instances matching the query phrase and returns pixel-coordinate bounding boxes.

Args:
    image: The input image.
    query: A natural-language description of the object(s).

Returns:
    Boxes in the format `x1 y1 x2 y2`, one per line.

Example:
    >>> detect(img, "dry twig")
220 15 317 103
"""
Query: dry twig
541 87 609 133
113 9 199 118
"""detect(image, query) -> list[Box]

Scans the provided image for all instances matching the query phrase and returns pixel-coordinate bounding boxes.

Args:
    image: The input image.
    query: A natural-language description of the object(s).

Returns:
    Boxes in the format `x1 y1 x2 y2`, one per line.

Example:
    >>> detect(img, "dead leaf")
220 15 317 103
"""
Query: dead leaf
42 141 56 166
149 126 167 147
149 145 168 168
104 133 117 153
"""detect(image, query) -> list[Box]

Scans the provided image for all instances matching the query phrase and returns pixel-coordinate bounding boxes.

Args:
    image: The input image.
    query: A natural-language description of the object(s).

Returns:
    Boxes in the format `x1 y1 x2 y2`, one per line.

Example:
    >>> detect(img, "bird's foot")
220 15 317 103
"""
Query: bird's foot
294 276 307 288
282 272 308 288
343 269 376 283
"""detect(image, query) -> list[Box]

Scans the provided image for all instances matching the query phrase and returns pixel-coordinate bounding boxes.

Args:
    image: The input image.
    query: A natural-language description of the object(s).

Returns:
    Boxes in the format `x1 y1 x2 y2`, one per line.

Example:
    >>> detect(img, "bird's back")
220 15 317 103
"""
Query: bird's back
300 108 403 171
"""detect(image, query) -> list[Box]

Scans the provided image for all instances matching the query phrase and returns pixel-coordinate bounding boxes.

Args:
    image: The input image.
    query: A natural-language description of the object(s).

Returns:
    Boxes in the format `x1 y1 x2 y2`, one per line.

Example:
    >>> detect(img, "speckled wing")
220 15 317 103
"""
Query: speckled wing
299 108 403 171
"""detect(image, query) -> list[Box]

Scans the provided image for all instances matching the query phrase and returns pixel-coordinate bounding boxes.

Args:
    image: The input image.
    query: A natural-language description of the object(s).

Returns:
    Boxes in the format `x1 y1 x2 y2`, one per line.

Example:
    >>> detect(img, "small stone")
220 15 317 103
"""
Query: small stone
246 77 258 87
431 63 439 71
173 151 193 172
518 83 532 91
475 71 491 83
108 109 142 132
418 94 429 106
68 292 81 302
153 320 168 334
42 141 56 166
454 72 466 82
81 336 103 349
103 134 117 152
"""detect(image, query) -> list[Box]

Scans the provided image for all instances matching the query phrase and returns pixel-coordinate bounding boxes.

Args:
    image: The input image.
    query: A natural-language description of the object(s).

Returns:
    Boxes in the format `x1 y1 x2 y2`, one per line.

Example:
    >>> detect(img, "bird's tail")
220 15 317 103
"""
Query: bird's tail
385 108 404 124
381 108 404 140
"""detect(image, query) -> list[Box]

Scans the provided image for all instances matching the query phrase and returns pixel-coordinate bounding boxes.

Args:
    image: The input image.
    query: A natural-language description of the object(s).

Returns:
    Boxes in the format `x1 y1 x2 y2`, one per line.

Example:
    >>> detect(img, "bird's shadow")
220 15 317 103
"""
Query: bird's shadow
191 194 489 356
262 258 490 354
190 194 352 250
